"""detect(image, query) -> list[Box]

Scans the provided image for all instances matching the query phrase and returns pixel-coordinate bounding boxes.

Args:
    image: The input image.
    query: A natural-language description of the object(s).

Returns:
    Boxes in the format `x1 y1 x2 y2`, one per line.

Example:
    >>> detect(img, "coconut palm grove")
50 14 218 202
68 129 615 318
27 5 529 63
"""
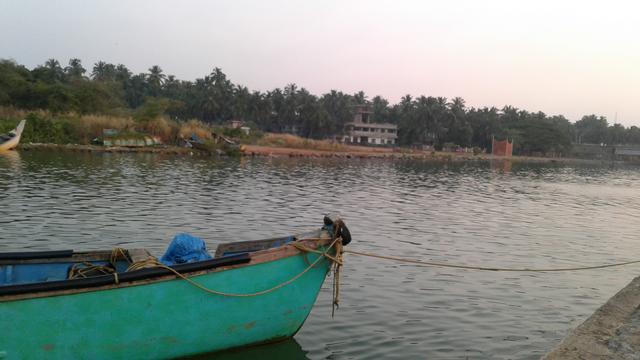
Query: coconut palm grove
0 58 636 155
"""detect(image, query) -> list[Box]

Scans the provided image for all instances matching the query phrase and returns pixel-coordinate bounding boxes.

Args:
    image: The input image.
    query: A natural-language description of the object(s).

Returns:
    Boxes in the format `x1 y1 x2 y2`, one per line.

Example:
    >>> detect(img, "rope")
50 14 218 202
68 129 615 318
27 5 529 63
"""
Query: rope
110 247 131 266
332 240 343 317
68 261 115 279
344 249 640 272
68 247 129 280
122 237 342 297
330 224 344 317
292 236 344 316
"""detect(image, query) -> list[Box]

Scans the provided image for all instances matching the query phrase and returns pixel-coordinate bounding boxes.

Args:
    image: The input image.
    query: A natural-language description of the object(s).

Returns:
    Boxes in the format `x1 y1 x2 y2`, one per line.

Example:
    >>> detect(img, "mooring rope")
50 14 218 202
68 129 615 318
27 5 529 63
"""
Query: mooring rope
293 238 344 316
343 249 640 272
122 237 342 297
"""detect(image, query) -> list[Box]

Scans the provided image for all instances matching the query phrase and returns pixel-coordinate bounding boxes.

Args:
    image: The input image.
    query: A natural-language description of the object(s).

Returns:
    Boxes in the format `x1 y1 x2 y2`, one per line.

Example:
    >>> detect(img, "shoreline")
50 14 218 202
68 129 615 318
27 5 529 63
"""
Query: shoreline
13 142 618 165
543 276 640 359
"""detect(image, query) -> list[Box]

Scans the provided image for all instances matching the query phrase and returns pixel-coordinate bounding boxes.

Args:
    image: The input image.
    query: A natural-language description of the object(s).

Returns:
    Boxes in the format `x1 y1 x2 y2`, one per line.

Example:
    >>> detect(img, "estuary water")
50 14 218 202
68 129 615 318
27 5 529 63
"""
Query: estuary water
2 151 640 359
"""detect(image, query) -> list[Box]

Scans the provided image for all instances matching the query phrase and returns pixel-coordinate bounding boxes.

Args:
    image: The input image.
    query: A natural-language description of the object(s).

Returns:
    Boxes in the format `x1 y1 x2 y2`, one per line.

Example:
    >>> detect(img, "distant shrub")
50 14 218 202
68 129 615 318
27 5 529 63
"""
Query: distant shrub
20 113 74 144
443 142 457 151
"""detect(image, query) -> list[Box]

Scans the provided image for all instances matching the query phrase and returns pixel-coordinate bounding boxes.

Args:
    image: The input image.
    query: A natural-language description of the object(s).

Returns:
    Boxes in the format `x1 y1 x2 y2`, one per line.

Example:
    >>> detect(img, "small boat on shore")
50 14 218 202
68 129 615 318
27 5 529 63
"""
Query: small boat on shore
0 120 26 152
0 216 351 359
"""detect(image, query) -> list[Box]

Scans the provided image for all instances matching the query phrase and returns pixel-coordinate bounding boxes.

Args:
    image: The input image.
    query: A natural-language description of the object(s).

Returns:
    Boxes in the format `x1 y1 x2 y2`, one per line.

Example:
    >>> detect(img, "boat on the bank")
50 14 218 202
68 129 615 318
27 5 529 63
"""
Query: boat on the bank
0 120 26 152
0 216 351 360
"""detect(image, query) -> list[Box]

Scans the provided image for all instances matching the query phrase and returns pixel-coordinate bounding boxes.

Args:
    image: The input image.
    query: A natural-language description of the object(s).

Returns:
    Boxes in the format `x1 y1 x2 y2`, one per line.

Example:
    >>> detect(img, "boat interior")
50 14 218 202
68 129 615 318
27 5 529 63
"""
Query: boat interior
0 132 15 142
0 231 324 291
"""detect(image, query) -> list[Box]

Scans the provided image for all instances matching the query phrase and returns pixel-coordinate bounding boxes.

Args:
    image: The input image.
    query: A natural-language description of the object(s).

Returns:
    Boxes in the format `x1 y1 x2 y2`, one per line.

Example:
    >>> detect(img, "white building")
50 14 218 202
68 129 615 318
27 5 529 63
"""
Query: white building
343 105 398 145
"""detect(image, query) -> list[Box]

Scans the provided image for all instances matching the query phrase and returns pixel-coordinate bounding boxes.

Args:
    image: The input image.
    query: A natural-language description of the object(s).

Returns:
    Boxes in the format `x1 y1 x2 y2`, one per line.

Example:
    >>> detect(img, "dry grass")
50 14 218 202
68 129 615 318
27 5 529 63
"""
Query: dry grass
140 118 179 142
0 105 220 144
256 133 350 152
178 119 213 140
69 114 136 144
0 106 40 120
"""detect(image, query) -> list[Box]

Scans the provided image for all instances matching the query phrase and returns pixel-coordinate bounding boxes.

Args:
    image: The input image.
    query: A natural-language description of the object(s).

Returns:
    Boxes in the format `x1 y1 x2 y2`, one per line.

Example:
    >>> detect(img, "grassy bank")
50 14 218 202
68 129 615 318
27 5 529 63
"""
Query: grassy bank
256 133 349 152
0 107 609 164
0 107 214 145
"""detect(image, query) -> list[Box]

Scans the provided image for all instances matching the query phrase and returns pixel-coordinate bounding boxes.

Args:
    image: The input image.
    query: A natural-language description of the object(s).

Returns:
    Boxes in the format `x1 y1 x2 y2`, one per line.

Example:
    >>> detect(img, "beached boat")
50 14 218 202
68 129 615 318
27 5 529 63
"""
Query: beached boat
0 217 351 359
0 120 26 152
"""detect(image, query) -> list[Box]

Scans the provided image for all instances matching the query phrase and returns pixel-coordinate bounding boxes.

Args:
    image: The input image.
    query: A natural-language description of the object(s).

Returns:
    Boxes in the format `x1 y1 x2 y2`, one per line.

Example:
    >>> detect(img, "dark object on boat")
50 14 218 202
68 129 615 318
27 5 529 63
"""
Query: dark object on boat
324 214 352 245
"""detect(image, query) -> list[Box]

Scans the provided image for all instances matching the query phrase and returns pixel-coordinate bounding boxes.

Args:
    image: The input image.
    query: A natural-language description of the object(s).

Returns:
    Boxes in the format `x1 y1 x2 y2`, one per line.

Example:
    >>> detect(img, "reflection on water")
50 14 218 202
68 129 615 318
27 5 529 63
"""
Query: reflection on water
490 158 512 173
188 338 309 360
0 150 21 169
2 152 640 359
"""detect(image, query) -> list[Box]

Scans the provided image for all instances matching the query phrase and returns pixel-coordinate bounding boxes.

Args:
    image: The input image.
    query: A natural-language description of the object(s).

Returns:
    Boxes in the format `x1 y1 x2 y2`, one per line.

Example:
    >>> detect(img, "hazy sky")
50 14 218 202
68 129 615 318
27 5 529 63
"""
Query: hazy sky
1 0 639 125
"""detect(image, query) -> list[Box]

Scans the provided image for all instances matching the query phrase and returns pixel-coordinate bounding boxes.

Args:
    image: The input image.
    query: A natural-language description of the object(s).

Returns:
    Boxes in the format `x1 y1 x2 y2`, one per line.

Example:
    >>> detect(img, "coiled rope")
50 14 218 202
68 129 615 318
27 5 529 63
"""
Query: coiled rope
68 248 131 281
343 249 640 272
68 261 115 279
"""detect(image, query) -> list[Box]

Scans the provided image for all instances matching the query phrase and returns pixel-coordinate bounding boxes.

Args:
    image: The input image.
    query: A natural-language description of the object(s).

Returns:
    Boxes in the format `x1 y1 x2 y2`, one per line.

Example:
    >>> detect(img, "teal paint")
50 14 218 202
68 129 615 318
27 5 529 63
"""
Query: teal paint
0 250 332 359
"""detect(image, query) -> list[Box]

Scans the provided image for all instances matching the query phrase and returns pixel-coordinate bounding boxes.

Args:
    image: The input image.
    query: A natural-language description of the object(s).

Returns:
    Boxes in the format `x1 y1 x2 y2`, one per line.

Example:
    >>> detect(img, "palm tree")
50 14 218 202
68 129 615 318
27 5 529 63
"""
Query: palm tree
92 61 116 81
65 58 85 79
115 64 132 82
232 85 250 119
92 61 106 80
353 90 367 104
44 58 64 82
147 65 166 88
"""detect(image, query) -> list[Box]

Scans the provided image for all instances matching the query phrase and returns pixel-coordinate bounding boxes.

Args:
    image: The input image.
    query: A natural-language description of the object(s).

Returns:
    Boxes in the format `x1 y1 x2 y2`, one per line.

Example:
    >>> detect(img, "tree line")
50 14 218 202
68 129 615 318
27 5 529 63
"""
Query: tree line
1 58 638 155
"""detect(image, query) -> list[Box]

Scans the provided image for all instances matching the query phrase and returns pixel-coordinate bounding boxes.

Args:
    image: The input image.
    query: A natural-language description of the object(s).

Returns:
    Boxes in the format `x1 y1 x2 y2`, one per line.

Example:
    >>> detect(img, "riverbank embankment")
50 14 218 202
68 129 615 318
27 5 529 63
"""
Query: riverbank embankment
16 142 618 165
543 276 640 359
18 143 195 155
235 144 618 165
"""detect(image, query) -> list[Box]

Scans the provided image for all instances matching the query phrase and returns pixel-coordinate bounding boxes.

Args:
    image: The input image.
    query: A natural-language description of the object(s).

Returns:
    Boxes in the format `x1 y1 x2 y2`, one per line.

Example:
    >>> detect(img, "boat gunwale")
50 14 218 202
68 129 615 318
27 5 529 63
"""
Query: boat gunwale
0 249 75 261
0 237 330 302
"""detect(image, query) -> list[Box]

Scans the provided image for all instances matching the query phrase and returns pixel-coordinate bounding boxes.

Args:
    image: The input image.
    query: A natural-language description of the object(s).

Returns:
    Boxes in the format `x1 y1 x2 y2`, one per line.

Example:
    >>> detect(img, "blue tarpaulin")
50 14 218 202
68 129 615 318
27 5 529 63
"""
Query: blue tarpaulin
160 233 212 266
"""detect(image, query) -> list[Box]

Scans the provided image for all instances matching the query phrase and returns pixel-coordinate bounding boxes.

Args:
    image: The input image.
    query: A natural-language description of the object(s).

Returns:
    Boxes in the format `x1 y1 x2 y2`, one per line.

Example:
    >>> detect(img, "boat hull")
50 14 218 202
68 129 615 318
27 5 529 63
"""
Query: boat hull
0 136 20 152
0 120 26 152
0 248 332 359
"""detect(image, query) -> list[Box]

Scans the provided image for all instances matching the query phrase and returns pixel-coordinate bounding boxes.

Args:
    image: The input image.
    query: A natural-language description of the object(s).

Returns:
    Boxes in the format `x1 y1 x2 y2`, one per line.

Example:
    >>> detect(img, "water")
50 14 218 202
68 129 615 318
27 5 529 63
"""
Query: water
2 151 640 359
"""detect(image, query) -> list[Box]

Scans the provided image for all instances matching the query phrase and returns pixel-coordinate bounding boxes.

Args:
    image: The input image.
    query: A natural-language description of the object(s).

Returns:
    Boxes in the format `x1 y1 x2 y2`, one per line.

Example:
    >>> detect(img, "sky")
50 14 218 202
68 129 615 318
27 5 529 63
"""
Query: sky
1 0 639 125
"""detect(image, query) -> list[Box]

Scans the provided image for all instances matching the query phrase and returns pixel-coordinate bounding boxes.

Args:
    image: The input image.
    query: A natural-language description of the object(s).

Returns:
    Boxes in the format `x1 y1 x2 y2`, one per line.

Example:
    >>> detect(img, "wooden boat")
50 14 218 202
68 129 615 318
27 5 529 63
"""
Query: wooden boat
0 217 350 359
0 120 26 152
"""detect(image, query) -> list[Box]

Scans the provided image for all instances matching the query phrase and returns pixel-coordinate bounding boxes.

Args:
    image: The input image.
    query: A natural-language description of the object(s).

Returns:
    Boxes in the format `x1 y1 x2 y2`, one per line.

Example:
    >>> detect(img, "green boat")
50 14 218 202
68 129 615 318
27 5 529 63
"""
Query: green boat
0 217 351 359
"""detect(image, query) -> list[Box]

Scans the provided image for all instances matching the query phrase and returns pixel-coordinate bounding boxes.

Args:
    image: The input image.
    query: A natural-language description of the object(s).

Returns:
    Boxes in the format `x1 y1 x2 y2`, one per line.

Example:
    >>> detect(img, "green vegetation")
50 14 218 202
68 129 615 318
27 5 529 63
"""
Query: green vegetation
1 58 638 156
0 108 212 146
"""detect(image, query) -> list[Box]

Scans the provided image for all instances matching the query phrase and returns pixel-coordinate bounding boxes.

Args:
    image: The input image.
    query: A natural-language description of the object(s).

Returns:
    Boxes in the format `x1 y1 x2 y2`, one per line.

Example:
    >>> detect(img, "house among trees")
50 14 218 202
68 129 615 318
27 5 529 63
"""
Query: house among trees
229 119 244 129
343 105 397 146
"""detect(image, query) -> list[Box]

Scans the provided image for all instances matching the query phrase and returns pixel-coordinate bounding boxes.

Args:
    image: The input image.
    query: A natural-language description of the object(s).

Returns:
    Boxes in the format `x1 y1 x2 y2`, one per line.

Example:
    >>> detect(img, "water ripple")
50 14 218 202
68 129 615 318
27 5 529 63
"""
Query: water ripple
1 152 640 359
